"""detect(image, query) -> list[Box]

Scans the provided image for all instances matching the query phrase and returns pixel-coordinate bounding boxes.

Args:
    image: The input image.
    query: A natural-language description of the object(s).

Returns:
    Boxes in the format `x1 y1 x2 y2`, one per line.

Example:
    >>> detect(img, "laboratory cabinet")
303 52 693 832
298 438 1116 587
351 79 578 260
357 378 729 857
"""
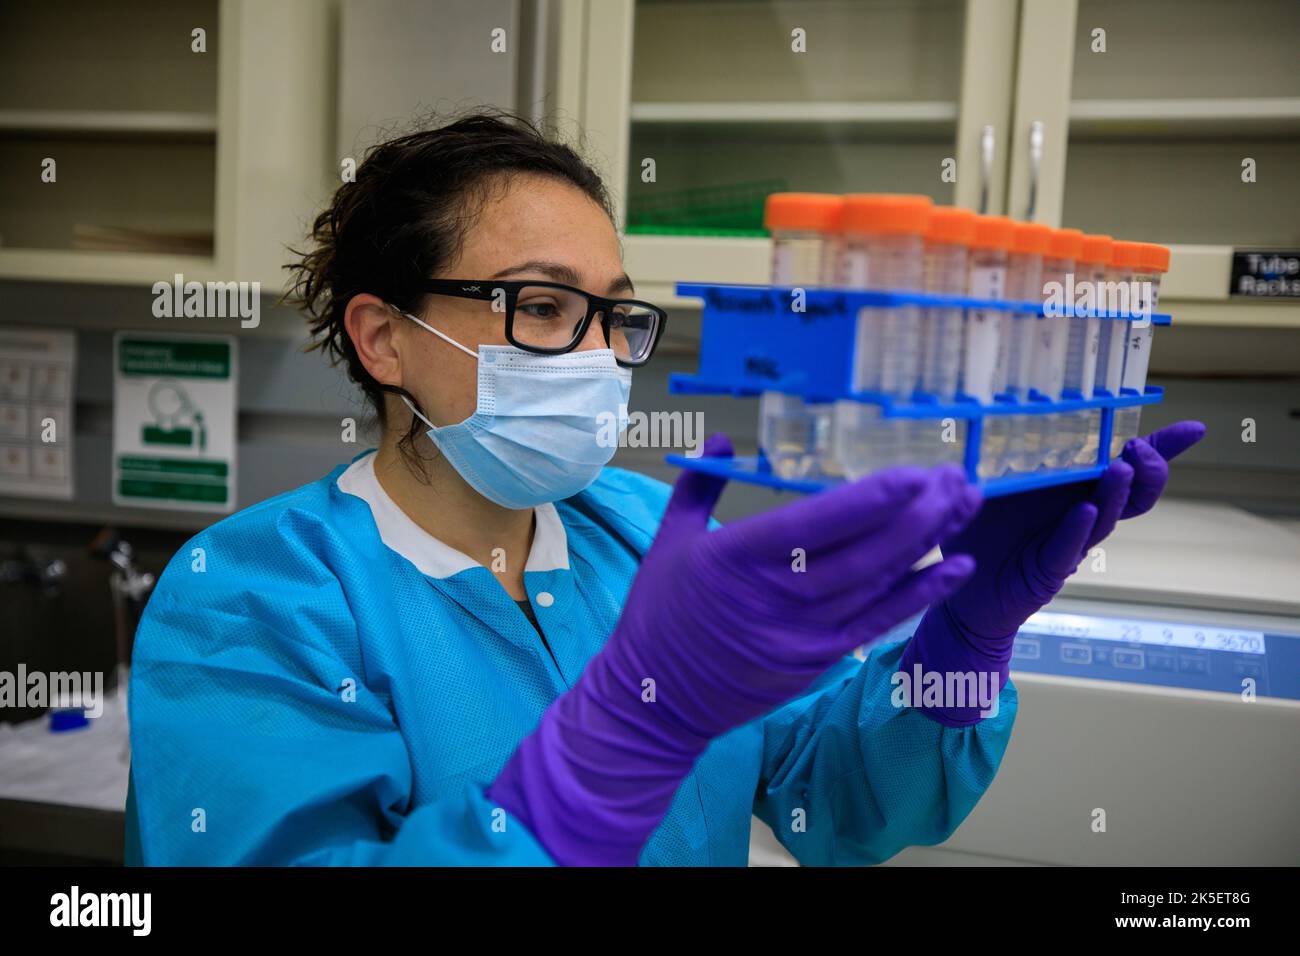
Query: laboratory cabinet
568 0 1300 330
0 0 335 293
614 0 1018 306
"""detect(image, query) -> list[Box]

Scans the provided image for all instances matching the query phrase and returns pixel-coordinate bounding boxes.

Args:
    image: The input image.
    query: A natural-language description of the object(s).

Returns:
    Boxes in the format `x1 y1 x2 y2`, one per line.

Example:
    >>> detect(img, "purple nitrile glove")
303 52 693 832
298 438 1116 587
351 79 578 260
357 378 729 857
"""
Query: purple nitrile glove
488 433 983 865
899 420 1207 726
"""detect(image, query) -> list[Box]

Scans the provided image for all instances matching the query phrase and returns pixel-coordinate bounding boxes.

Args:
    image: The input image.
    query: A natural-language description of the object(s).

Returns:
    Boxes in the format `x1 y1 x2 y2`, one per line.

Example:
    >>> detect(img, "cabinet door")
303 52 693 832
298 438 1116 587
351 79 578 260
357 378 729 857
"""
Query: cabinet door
0 0 334 290
1009 0 1300 324
215 0 334 293
953 0 1020 215
569 0 1020 300
0 0 221 284
1004 0 1078 227
335 0 521 160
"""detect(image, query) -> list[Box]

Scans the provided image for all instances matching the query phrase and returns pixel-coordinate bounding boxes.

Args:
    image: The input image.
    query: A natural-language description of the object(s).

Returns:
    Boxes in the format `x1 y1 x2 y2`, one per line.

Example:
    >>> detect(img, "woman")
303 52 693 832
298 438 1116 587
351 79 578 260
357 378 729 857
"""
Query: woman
125 111 1203 866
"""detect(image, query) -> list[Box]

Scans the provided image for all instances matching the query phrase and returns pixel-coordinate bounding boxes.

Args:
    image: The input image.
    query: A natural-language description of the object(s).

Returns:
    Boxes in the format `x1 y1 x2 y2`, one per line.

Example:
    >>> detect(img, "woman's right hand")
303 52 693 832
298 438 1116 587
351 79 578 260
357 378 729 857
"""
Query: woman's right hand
488 433 982 865
607 433 983 740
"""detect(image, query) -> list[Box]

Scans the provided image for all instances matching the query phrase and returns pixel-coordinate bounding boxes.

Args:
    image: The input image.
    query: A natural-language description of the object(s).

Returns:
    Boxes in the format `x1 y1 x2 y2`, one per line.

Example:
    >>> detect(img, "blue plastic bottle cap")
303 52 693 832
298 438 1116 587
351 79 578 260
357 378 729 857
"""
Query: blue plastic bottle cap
49 709 90 733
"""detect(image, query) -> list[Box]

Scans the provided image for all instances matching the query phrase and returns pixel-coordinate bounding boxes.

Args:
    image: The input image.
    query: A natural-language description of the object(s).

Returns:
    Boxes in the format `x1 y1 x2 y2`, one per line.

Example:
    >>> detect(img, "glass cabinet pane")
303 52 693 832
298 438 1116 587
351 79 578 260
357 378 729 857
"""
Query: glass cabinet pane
0 0 219 256
627 0 968 235
1062 0 1300 247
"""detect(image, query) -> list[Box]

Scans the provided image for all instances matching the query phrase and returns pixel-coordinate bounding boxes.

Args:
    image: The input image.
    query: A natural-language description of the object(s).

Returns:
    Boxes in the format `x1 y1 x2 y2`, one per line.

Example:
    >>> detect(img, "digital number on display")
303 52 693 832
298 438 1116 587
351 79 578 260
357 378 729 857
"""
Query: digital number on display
1023 612 1266 655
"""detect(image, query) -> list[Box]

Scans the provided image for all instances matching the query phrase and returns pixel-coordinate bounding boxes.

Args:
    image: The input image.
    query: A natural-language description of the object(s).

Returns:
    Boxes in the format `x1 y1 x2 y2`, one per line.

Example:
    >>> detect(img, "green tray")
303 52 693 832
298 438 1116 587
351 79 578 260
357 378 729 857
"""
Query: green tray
627 178 787 233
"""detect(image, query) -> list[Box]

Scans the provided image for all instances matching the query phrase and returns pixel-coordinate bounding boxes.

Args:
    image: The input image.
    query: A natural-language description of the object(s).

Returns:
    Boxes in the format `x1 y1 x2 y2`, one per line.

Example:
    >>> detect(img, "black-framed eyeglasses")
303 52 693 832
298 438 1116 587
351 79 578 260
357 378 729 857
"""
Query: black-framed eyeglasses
418 279 667 368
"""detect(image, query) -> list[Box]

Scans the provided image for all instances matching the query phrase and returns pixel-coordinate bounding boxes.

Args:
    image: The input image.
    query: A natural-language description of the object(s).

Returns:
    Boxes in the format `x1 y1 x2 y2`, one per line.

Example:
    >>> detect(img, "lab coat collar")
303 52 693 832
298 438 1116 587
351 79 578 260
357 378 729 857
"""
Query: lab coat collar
336 451 569 579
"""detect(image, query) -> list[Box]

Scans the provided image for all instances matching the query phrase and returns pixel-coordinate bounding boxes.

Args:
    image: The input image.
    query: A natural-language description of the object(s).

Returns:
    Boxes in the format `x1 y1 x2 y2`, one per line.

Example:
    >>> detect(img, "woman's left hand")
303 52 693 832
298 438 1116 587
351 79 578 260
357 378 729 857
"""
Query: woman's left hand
942 420 1206 644
898 421 1205 726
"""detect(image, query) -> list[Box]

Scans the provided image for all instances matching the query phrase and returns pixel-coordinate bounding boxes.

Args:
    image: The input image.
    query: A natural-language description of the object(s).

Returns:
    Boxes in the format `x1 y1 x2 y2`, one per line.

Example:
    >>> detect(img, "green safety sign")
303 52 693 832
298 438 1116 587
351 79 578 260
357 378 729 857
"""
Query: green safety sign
112 333 237 512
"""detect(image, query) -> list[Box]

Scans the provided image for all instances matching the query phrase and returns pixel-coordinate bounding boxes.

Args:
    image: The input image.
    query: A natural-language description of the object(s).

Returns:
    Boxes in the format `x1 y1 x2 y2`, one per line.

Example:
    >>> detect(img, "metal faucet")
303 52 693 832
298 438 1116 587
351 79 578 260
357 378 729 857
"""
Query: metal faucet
90 529 156 680
0 550 67 593
104 539 156 605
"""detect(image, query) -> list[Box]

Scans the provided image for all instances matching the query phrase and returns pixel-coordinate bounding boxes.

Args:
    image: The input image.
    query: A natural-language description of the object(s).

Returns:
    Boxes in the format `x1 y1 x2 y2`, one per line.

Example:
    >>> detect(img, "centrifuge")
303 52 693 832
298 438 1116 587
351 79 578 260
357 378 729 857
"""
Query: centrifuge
747 499 1300 867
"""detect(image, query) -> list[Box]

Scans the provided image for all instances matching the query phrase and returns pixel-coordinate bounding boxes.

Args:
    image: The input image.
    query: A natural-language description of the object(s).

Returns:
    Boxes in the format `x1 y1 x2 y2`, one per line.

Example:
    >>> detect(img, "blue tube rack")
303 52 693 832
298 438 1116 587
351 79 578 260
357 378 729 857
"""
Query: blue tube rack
665 282 1170 498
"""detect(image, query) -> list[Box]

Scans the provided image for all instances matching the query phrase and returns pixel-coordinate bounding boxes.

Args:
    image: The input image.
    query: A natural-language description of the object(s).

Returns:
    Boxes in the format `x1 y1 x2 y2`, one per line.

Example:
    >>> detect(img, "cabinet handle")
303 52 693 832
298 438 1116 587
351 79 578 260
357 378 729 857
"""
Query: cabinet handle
1025 120 1044 221
979 124 995 215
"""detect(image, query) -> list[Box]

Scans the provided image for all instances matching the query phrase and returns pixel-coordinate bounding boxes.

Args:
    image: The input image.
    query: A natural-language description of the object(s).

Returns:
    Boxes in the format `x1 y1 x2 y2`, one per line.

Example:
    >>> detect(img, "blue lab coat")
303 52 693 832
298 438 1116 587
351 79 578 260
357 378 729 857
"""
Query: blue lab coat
125 457 1016 865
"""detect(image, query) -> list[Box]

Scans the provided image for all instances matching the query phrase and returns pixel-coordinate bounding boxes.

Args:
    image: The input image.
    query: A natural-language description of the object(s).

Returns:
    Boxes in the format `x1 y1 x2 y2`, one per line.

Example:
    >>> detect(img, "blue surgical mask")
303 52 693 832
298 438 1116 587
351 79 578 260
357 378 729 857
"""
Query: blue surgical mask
398 310 633 509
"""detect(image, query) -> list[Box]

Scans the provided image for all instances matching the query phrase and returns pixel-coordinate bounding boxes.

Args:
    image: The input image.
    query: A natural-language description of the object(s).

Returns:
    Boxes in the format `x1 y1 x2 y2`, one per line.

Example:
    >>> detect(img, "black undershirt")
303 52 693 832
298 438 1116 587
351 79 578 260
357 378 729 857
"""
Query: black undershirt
515 598 542 635
515 599 561 675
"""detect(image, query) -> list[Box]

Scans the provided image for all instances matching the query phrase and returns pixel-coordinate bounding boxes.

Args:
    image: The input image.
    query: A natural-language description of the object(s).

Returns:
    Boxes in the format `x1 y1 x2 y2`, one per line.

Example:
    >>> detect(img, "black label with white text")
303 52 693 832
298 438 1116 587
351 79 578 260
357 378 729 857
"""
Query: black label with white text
1230 251 1300 297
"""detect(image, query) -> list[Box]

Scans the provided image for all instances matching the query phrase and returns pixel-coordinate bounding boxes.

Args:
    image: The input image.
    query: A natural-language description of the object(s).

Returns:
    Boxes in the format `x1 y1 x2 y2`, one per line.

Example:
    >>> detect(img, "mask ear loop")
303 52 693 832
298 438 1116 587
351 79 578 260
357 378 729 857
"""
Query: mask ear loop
399 394 436 430
390 304 479 429
396 307 479 359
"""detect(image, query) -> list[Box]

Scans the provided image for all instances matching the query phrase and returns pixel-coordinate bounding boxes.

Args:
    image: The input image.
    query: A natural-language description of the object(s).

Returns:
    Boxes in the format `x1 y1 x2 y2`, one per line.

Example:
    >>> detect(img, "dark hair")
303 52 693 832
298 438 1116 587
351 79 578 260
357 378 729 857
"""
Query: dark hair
284 108 615 467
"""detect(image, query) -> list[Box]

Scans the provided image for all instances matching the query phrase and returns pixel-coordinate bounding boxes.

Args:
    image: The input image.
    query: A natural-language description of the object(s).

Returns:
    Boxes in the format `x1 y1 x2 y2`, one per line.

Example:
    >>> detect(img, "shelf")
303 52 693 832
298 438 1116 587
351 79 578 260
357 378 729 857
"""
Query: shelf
631 100 958 139
1161 301 1300 330
1070 98 1300 139
622 233 770 294
0 249 218 286
621 237 1300 326
0 135 217 257
0 109 218 139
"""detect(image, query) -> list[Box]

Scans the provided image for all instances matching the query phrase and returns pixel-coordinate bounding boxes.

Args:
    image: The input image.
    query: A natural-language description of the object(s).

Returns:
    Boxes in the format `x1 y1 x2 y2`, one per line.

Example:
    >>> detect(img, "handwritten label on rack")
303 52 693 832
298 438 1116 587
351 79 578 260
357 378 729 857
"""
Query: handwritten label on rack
702 288 851 322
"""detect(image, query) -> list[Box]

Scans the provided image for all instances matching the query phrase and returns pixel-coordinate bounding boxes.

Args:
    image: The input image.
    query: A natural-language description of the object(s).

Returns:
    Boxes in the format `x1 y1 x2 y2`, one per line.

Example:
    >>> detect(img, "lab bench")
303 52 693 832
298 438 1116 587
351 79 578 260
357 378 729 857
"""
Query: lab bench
0 799 123 865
